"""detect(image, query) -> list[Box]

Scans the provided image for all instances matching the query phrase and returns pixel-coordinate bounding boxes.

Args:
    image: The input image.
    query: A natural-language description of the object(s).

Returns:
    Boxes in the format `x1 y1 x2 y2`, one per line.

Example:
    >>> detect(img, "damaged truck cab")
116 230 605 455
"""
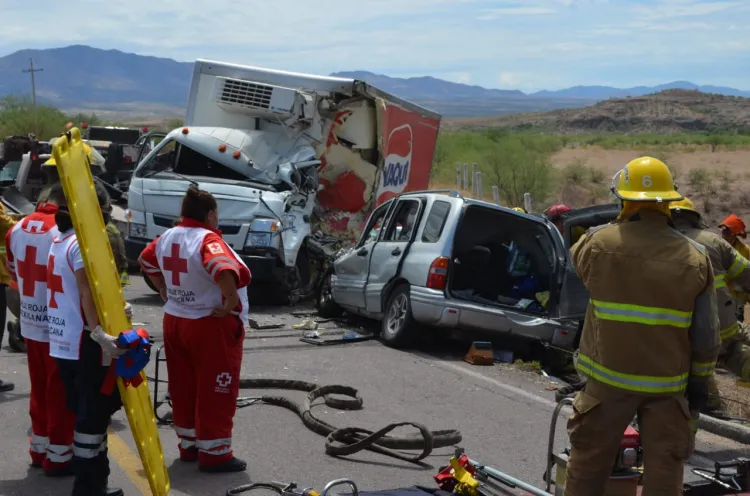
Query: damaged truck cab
125 59 441 302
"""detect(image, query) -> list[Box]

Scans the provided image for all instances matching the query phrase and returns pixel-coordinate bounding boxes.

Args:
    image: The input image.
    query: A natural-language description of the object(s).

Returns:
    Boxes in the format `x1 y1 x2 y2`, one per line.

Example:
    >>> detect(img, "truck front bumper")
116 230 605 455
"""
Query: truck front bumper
125 237 277 282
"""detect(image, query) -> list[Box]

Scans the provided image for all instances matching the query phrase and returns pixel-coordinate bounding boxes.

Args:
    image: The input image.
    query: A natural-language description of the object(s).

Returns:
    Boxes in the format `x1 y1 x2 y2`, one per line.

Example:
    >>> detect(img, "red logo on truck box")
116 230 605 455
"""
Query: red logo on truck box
316 103 439 234
376 104 439 206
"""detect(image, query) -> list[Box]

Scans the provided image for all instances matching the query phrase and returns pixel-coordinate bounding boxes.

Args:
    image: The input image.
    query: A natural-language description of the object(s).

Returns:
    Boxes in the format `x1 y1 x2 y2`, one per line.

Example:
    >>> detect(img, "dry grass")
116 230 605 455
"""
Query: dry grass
548 146 750 227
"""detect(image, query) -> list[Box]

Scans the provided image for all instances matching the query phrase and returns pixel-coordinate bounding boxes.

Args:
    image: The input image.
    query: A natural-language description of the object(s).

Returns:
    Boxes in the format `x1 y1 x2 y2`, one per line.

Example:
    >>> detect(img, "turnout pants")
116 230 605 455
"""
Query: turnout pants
163 312 244 466
564 380 693 496
707 325 750 408
56 332 122 496
26 338 76 469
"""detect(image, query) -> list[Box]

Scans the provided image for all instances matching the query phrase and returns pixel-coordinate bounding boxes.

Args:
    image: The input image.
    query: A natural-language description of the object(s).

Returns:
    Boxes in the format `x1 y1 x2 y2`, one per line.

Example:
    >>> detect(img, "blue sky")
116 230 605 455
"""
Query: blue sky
1 0 748 92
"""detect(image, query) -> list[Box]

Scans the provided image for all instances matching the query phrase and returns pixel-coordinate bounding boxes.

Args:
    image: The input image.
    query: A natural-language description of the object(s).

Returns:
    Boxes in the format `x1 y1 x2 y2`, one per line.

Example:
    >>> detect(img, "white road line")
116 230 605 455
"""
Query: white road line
414 352 567 412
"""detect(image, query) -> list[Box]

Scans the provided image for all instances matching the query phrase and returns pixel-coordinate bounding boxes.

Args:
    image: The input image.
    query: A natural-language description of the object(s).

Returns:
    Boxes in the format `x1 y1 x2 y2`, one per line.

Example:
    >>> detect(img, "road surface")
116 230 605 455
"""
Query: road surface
0 276 745 495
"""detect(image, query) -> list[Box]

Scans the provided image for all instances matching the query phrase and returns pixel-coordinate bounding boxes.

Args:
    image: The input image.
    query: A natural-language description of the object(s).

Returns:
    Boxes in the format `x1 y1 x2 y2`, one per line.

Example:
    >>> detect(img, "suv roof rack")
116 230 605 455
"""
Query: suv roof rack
398 189 464 199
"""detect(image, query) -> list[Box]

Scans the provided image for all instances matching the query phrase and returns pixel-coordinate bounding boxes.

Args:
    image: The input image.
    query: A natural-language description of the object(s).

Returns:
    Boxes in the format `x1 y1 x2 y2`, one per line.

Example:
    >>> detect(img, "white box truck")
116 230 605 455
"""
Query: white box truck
125 59 441 303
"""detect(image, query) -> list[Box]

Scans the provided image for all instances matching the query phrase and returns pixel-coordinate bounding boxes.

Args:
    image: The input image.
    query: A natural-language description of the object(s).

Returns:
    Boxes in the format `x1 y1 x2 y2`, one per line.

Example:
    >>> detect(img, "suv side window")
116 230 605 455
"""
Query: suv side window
383 199 421 242
421 200 451 243
357 201 391 247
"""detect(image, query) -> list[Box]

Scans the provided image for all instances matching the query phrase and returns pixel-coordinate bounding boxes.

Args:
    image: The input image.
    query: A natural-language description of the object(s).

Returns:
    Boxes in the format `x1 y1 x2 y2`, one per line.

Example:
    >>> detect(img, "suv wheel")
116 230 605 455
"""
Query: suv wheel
381 284 418 348
316 271 344 318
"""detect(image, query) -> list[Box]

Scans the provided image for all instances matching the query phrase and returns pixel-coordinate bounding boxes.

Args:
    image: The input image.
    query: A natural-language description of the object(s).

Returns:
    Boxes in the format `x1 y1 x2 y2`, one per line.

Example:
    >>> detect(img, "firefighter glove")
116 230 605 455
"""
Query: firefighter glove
686 379 709 412
91 325 127 358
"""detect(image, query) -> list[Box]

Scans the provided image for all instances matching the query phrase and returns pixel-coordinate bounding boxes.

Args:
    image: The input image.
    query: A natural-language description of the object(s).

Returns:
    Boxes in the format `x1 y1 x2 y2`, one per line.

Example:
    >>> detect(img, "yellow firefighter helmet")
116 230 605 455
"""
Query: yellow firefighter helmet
669 197 698 215
43 139 104 168
611 156 683 202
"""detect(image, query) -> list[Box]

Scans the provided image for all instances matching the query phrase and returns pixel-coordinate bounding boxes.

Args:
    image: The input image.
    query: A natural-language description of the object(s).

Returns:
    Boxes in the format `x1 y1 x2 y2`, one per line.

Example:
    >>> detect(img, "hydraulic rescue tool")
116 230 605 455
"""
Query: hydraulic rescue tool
543 398 642 496
435 397 750 496
227 478 359 496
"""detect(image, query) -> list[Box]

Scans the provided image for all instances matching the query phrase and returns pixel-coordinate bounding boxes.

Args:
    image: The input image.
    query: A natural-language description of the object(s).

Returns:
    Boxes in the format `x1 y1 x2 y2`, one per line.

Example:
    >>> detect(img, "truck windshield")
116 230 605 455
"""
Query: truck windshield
138 139 250 183
0 161 21 183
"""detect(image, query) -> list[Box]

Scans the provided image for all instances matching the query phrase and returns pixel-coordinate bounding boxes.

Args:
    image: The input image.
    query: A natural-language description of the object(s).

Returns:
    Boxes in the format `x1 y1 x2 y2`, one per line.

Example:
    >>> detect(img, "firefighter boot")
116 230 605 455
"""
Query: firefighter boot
8 322 25 353
199 457 247 473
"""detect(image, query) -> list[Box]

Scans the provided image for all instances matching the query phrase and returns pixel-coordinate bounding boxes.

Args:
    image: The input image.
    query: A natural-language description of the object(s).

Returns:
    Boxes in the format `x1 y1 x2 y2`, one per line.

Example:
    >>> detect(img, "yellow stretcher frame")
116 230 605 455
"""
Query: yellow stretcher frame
52 129 170 495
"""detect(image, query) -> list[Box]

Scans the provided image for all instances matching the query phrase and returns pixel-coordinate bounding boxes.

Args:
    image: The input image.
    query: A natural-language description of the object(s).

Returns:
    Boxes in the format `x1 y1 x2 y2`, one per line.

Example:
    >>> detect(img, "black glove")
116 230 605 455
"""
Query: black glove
686 379 709 412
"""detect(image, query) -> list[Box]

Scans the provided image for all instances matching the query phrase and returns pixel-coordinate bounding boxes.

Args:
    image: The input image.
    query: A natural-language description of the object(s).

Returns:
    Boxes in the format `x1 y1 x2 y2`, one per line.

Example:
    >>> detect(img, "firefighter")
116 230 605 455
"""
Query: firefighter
48 182 126 496
5 182 76 475
106 219 130 287
138 185 251 472
0 201 18 351
672 200 750 413
544 203 571 233
564 157 720 496
719 214 750 322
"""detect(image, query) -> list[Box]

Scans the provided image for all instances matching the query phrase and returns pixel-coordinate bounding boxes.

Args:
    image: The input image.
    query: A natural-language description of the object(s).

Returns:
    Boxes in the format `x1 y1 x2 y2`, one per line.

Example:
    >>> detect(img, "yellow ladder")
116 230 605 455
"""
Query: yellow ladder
52 128 170 495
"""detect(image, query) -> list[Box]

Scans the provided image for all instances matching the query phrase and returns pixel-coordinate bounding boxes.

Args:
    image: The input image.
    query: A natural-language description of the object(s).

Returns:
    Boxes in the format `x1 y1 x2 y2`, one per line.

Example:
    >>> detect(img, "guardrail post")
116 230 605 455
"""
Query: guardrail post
524 192 533 213
492 185 500 203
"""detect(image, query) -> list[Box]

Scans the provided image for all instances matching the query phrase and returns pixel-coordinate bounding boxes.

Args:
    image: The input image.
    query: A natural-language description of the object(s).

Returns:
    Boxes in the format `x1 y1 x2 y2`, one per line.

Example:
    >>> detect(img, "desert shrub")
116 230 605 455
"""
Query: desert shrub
482 135 555 206
563 159 590 183
688 169 717 197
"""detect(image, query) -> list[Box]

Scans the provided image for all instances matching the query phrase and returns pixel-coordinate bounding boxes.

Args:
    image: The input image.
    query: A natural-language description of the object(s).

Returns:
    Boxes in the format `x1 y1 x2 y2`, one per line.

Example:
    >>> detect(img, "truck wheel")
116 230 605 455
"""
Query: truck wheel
267 247 312 306
316 271 343 318
381 284 419 348
142 271 159 293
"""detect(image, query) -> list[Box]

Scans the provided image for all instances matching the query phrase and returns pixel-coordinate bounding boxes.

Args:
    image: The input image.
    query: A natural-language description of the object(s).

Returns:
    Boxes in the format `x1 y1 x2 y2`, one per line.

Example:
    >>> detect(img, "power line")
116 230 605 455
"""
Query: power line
21 58 43 136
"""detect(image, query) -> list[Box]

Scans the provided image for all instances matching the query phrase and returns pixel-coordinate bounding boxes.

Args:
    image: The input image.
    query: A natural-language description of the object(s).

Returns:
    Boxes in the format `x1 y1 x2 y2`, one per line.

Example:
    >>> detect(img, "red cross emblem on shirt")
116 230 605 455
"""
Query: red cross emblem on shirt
163 243 188 286
46 255 64 309
17 246 48 297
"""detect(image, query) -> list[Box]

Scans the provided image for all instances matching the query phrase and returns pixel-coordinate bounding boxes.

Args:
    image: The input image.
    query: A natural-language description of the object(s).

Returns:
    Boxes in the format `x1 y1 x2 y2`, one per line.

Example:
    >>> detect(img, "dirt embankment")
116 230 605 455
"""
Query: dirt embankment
444 89 750 134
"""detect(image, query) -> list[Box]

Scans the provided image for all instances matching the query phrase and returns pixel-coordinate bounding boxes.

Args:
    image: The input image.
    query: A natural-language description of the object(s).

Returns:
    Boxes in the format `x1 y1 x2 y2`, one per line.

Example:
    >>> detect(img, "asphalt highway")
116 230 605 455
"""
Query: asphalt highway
0 276 745 496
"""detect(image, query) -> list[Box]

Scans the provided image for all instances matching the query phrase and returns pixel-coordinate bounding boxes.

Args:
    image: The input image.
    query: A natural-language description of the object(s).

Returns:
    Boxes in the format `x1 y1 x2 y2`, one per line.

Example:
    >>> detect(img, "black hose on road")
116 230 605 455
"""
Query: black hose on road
238 378 462 464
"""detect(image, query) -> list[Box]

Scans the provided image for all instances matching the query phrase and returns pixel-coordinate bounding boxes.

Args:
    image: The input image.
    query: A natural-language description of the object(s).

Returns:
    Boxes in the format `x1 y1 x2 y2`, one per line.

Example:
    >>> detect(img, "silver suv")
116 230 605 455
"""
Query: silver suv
316 190 619 348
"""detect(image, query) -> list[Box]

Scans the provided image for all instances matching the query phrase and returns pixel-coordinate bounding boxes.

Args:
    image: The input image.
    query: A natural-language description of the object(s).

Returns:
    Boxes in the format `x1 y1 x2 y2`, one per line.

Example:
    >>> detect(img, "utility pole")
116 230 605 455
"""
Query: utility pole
21 58 43 136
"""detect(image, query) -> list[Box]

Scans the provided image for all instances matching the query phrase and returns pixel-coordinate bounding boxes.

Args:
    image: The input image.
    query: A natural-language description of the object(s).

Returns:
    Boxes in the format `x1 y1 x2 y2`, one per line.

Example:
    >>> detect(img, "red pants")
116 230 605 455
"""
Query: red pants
163 313 244 466
26 339 76 470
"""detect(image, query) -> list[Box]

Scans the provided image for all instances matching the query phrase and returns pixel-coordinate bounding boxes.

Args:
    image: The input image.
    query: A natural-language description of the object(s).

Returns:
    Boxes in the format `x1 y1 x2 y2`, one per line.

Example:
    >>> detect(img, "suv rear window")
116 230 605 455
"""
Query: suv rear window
421 200 451 243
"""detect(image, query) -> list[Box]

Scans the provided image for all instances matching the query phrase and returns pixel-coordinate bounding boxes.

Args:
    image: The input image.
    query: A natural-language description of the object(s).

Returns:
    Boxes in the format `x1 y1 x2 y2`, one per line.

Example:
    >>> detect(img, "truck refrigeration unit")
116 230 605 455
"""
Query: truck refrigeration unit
125 59 441 302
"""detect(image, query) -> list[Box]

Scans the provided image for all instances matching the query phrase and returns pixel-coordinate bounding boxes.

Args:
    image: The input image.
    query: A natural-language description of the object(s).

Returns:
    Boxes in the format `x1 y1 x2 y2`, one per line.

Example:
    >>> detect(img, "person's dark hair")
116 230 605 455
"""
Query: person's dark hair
180 185 217 223
45 181 66 205
54 181 111 232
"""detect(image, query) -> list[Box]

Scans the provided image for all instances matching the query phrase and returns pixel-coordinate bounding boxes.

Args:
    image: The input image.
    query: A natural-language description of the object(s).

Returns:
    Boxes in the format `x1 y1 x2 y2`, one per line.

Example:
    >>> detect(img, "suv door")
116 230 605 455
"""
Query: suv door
331 200 394 309
364 197 426 312
552 203 620 320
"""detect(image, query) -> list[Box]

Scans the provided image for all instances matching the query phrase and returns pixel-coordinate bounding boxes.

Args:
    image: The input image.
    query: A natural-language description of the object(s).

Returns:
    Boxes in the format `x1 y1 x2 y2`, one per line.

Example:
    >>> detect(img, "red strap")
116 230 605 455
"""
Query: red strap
100 362 118 395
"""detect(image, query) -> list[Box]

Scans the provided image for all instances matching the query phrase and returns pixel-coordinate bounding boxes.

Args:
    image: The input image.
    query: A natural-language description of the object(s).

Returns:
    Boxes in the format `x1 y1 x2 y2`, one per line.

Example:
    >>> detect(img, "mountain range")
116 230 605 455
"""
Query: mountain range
1 45 748 118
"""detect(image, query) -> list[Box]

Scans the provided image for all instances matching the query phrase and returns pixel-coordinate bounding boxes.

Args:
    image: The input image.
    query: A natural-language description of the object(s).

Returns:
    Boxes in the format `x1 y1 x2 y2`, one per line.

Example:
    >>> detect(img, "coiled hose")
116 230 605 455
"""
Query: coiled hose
237 378 462 464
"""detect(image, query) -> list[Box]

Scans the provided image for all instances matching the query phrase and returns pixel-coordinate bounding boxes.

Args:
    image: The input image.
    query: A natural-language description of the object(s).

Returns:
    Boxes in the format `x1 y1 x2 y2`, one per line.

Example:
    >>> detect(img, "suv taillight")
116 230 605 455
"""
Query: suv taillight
427 257 450 290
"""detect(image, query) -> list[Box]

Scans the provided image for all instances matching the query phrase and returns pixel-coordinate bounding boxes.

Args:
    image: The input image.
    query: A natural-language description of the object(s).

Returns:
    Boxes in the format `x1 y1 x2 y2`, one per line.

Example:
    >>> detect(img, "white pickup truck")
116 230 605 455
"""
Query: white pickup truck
125 59 441 302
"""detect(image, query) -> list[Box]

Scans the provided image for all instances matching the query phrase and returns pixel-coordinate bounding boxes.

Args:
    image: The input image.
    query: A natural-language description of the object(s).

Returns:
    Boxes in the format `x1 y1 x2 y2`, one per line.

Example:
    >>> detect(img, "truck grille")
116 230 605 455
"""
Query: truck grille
152 214 241 235
218 78 273 110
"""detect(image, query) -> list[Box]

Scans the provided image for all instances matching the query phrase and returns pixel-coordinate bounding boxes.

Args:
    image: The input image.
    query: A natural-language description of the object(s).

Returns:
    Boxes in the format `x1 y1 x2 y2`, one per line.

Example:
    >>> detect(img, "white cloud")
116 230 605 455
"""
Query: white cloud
478 7 557 20
0 0 747 91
